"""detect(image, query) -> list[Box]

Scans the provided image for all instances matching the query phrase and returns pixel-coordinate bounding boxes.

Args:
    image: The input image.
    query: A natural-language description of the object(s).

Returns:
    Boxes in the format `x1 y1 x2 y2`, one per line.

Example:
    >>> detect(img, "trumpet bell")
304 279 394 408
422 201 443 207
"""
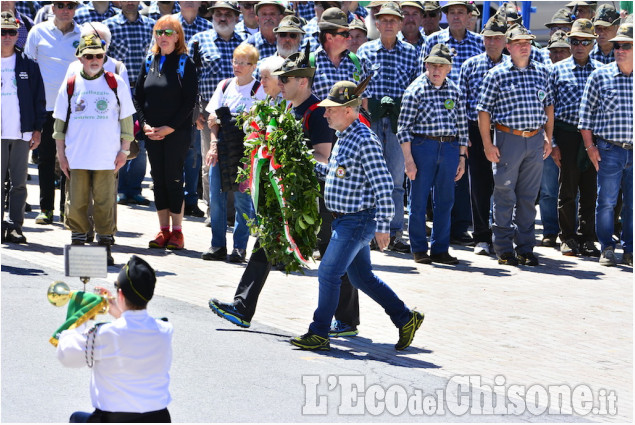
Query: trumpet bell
47 281 71 307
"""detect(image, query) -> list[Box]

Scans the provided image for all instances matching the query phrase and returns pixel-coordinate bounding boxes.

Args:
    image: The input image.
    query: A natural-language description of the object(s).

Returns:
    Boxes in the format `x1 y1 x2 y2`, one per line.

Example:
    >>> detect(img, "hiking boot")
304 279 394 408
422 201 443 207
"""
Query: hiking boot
290 332 330 351
201 246 227 261
395 310 424 351
185 204 205 217
623 252 633 267
560 239 579 256
228 248 246 263
517 251 539 266
329 320 359 337
388 235 410 253
116 193 129 205
430 252 459 265
498 252 518 266
541 234 558 247
6 228 26 244
130 195 150 206
166 231 184 250
580 241 600 257
474 242 491 256
98 240 115 266
149 230 171 249
208 298 250 328
35 210 53 225
413 251 431 264
599 247 617 267
450 231 473 245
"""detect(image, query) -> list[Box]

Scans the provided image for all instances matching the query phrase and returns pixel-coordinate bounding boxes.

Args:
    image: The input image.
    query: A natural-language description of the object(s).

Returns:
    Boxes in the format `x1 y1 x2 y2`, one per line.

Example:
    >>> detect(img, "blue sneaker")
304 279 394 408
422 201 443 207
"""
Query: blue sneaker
208 298 250 328
329 320 359 337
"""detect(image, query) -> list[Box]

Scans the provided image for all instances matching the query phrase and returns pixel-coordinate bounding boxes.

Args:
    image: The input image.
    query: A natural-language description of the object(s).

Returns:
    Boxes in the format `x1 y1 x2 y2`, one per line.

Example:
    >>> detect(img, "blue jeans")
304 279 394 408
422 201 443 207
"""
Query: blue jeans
118 138 147 198
371 117 404 236
209 162 254 250
539 155 560 236
183 127 201 206
595 139 633 253
409 137 460 255
309 209 411 338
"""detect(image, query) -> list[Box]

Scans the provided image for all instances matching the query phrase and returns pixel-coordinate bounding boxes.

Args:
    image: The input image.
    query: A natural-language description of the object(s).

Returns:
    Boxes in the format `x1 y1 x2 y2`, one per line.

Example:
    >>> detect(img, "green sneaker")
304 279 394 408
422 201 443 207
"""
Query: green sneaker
290 332 330 351
395 310 425 351
35 210 53 225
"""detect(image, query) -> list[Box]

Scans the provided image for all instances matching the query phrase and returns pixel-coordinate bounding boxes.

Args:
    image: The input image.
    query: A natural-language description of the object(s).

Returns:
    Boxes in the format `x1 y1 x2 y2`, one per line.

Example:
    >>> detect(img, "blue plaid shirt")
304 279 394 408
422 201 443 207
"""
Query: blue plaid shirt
590 44 615 64
235 21 257 39
477 60 553 130
421 28 484 84
300 17 320 52
398 75 468 146
311 47 365 100
579 62 633 144
74 3 119 24
15 1 41 20
245 31 278 59
459 52 508 121
397 31 426 57
293 2 316 21
146 1 180 21
189 30 245 101
549 56 603 126
176 13 213 44
356 38 419 99
315 119 394 233
104 13 155 86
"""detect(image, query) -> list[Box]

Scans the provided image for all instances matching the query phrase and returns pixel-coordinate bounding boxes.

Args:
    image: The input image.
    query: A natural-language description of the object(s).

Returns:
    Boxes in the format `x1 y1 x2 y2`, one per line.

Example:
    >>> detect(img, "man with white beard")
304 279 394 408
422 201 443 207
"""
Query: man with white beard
254 15 304 79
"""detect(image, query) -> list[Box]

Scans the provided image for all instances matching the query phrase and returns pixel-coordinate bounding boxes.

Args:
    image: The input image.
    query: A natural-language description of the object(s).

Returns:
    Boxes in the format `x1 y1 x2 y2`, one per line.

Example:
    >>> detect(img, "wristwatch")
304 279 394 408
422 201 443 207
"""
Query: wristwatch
120 149 131 156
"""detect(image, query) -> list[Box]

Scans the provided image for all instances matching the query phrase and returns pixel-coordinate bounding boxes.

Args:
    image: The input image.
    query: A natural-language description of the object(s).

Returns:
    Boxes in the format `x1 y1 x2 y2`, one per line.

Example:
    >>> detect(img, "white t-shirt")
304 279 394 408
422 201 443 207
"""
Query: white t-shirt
205 78 266 115
52 72 136 170
1 54 32 141
65 56 130 89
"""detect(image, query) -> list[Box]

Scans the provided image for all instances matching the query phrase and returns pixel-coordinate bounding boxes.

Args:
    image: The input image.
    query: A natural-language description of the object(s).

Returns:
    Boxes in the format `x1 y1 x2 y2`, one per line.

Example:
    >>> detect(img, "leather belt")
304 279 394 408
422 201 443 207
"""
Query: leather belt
601 138 633 150
495 124 541 138
414 134 456 142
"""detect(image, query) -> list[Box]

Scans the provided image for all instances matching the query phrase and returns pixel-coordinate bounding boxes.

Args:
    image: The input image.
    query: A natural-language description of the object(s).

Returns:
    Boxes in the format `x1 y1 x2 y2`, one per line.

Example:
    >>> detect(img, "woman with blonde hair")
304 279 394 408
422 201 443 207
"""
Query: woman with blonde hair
135 15 197 250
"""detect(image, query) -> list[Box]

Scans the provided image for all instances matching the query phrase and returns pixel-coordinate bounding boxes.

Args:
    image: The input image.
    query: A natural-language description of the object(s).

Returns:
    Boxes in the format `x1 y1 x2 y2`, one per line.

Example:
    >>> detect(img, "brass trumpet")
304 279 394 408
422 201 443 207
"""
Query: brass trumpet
47 281 108 314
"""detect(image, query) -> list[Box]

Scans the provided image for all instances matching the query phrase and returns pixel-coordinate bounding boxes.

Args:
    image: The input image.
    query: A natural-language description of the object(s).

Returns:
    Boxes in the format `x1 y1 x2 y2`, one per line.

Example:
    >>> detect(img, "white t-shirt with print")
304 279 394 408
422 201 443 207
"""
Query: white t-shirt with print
205 78 266 115
1 54 32 141
52 72 136 170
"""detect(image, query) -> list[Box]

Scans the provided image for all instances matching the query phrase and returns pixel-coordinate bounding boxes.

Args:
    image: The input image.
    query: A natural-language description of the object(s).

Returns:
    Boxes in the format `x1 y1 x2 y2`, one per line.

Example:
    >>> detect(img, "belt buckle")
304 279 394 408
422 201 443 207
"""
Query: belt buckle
521 130 532 138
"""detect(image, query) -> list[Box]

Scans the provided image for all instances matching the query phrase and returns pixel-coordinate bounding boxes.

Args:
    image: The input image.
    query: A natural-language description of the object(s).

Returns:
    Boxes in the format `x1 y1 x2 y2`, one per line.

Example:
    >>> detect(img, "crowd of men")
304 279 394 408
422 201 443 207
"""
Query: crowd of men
1 0 633 269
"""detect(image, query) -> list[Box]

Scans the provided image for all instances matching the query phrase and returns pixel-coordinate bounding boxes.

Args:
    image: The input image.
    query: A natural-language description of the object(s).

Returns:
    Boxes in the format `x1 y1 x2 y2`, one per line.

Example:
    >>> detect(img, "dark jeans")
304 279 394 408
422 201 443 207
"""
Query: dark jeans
146 129 190 213
70 407 170 422
467 121 494 244
555 126 597 242
38 112 57 211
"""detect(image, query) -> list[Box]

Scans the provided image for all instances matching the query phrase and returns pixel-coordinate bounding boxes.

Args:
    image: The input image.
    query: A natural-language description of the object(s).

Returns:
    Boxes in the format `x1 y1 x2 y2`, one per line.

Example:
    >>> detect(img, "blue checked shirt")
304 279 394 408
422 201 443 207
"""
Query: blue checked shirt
245 32 278 59
104 13 155 86
477 60 553 130
356 38 419 99
74 3 120 24
549 56 603 126
15 2 41 20
293 2 316 21
579 62 633 144
177 13 213 44
315 119 395 233
146 1 180 21
311 47 365 100
398 75 468 146
189 30 245 101
590 44 615 64
421 28 484 84
397 31 426 57
235 21 257 39
300 17 320 52
459 52 508 121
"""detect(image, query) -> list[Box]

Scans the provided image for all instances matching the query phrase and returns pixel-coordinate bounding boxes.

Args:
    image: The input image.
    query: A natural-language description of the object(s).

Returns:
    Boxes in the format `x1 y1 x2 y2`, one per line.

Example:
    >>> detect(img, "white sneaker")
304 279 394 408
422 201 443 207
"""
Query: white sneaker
474 242 491 256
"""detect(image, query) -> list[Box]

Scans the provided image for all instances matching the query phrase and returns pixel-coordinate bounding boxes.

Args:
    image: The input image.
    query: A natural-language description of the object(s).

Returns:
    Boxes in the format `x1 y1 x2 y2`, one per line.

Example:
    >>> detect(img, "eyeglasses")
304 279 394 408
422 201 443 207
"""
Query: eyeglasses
613 42 633 51
1 29 18 37
54 2 78 10
570 39 593 46
334 31 351 38
277 32 300 39
155 29 175 37
422 12 438 18
232 60 253 67
83 53 104 60
278 75 294 84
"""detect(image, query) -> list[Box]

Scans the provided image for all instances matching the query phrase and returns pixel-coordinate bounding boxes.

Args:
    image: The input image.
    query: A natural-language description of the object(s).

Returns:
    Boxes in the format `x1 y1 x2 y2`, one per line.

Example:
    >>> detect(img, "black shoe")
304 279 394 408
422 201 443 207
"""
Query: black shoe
517 251 539 266
201 246 227 261
24 203 32 212
498 252 518 266
185 204 205 217
580 241 600 257
130 195 151 206
208 298 250 328
98 240 115 266
541 234 558 247
450 231 473 245
413 252 431 264
6 228 26 244
560 238 579 256
395 310 424 350
388 236 410 253
430 252 459 265
228 248 246 263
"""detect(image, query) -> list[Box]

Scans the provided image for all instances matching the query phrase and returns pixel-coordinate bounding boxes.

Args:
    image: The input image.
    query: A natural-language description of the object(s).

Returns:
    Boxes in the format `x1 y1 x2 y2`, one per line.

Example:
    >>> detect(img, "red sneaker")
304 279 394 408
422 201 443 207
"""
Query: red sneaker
149 230 171 248
166 231 184 250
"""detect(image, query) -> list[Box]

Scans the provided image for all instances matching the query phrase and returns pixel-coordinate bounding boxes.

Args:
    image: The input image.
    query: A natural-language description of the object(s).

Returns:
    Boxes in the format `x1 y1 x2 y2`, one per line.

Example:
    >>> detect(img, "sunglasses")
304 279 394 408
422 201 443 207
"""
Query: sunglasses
83 53 104 60
155 29 175 37
334 30 351 38
277 32 300 39
613 42 633 50
569 39 593 46
278 75 294 84
54 2 78 10
422 12 438 18
1 29 18 37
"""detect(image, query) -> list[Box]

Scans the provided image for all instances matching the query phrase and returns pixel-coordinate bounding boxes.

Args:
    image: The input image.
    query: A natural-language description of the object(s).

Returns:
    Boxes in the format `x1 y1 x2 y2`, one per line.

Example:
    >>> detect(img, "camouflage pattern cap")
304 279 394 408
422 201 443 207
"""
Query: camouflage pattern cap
272 44 316 78
318 81 363 108
545 8 574 28
568 18 597 38
506 23 536 41
547 30 571 49
593 4 621 27
608 23 633 42
481 14 507 36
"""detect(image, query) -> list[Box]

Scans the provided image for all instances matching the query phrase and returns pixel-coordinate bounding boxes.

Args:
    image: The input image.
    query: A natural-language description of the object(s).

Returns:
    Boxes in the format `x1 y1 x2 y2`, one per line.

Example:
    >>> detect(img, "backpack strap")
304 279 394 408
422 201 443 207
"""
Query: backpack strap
103 71 120 110
221 78 231 93
302 102 321 133
177 53 188 79
63 75 76 134
347 51 362 82
250 80 261 97
309 52 316 68
144 53 154 75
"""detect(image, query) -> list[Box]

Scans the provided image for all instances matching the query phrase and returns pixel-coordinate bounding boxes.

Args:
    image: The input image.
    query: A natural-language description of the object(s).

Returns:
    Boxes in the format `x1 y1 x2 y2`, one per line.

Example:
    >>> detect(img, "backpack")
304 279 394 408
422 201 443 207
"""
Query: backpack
220 78 262 97
144 53 188 83
309 51 362 81
64 71 119 134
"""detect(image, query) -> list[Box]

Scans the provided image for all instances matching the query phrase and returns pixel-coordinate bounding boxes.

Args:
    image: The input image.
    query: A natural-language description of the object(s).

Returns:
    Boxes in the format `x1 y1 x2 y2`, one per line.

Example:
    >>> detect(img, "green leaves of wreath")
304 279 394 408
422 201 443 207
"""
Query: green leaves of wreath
236 100 322 274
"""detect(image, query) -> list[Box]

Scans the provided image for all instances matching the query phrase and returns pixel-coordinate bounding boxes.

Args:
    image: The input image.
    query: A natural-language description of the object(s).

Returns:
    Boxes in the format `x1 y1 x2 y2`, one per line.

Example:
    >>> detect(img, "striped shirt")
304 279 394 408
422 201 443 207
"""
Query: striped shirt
398 74 468 146
459 52 508 121
579 62 633 144
421 28 484 84
315 119 394 233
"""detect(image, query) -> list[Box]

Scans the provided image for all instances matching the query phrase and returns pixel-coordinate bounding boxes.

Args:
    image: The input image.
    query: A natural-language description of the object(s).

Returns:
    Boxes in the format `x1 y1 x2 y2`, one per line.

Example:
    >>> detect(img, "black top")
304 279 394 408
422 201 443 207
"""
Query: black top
134 52 198 132
293 94 336 148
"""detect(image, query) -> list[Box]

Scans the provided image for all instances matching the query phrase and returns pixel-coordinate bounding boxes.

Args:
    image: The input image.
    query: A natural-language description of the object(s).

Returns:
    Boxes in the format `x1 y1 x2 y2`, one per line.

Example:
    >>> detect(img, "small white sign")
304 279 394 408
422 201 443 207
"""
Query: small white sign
64 245 108 278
